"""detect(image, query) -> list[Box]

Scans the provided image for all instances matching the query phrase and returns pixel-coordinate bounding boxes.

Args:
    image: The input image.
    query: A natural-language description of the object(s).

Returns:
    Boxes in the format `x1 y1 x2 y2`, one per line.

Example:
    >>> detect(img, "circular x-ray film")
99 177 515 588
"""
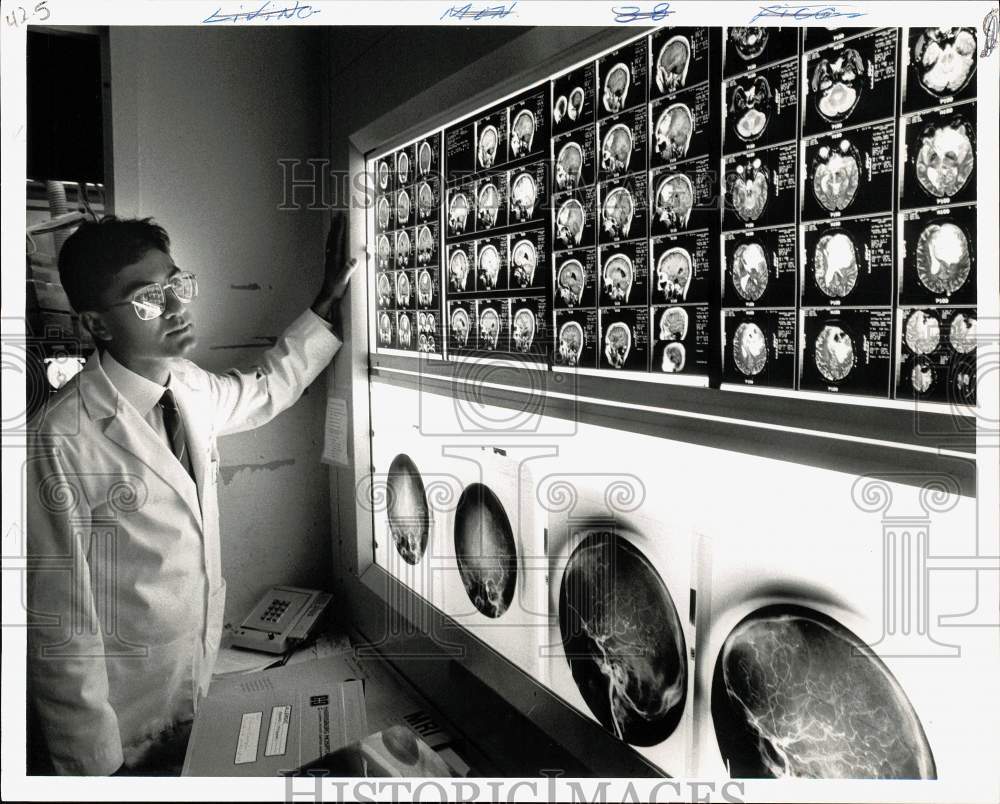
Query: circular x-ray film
386 453 430 565
454 483 517 618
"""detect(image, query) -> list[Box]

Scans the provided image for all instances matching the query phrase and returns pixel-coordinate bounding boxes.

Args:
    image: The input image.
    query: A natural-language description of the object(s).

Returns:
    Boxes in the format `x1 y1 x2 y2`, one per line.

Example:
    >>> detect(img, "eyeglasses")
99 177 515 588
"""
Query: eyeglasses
108 271 199 321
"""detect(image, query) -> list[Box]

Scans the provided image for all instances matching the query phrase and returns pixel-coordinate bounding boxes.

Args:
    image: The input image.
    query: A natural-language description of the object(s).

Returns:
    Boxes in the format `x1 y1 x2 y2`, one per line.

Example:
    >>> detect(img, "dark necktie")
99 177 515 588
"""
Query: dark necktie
158 389 194 481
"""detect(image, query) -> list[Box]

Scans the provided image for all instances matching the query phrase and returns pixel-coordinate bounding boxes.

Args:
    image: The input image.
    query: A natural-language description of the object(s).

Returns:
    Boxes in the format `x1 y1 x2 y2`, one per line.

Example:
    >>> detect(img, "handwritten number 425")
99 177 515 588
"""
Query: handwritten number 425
6 1 50 27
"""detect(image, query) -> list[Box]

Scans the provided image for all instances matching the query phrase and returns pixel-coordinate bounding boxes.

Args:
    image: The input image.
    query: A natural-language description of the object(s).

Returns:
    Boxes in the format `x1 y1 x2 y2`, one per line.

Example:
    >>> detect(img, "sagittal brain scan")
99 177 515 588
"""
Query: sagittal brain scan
712 605 936 779
376 273 392 306
812 140 861 212
604 321 632 368
913 28 977 97
512 308 536 352
556 142 584 190
378 312 392 345
478 244 501 291
417 269 433 305
556 199 586 248
398 313 412 348
558 530 688 746
659 306 688 341
480 307 501 350
453 483 517 618
814 324 855 382
478 182 500 229
568 86 585 121
395 230 411 267
451 307 470 347
603 62 631 114
510 109 536 158
395 271 411 306
448 192 469 235
603 187 635 240
949 311 977 353
915 115 975 198
729 27 769 61
814 231 859 299
418 141 433 176
654 174 693 229
731 77 771 142
603 253 633 303
416 226 434 266
657 247 692 301
733 321 767 376
558 321 584 366
478 124 498 169
553 94 568 124
730 158 769 222
511 239 537 288
557 259 585 305
417 182 434 221
915 222 970 295
448 249 470 292
656 103 694 161
732 242 768 302
397 151 410 185
904 309 941 355
510 172 538 222
812 49 865 123
662 342 686 373
656 36 691 93
601 124 634 177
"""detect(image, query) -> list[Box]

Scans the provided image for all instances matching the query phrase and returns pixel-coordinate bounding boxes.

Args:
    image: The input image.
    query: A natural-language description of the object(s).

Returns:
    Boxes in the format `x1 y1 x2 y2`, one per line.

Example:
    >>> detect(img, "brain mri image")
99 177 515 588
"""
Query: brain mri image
510 172 538 222
397 151 410 185
418 141 433 177
814 231 859 299
602 188 635 240
510 109 536 158
949 311 977 354
556 142 584 190
558 321 584 366
659 306 689 342
712 605 936 779
729 27 769 61
556 199 586 248
656 36 691 94
811 49 865 123
557 259 586 305
477 124 499 169
478 244 501 291
417 182 434 221
603 253 634 303
377 234 391 270
416 226 434 267
450 307 471 347
604 321 632 369
554 94 568 125
512 308 537 352
558 530 688 745
656 103 695 161
732 242 769 302
730 158 769 222
477 183 501 229
603 62 631 114
915 116 975 199
377 160 389 191
448 249 470 292
396 230 411 267
915 222 971 295
511 239 537 288
814 324 855 383
911 359 935 393
417 269 433 305
395 271 411 306
396 189 411 224
376 273 392 306
398 313 412 348
378 312 392 346
377 196 390 230
479 307 501 350
656 247 692 301
568 86 585 121
654 175 694 229
733 321 767 376
812 140 861 212
661 342 686 373
904 310 941 355
601 124 634 177
453 483 517 619
448 192 470 235
730 76 772 143
913 28 977 97
953 354 976 402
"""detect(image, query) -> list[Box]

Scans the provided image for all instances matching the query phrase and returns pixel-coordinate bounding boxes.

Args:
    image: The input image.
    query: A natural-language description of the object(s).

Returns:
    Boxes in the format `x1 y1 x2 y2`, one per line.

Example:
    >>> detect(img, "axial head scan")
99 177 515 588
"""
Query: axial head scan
601 124 634 177
656 36 691 94
911 360 934 393
916 222 970 296
603 253 634 303
557 259 586 305
603 62 631 114
949 311 977 354
556 199 586 248
656 103 694 161
915 116 974 198
510 109 536 158
604 321 632 368
556 142 584 190
733 321 767 376
731 158 769 222
655 174 694 229
812 49 865 122
729 27 769 61
731 76 772 142
904 309 941 355
511 239 537 288
914 28 977 97
812 140 861 212
512 308 536 352
656 247 693 301
814 231 859 299
814 324 855 382
732 242 768 302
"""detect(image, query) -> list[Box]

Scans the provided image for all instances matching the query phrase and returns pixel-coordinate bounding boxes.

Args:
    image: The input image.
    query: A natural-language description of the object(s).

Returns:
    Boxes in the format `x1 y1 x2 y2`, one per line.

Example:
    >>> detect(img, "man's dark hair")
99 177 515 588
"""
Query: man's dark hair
58 216 171 312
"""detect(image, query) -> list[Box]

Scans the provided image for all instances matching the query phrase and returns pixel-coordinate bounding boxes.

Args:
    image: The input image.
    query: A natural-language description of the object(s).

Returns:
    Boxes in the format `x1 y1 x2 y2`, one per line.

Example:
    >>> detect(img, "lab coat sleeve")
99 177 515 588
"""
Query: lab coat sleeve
26 443 125 776
204 308 341 437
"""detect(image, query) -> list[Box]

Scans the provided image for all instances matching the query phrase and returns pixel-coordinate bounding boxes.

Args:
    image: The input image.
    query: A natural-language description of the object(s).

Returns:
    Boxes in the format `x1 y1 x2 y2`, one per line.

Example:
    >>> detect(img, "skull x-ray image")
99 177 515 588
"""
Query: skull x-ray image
729 27 769 61
656 103 694 160
655 174 694 229
915 116 974 198
602 187 635 240
376 272 392 307
655 36 690 94
814 323 855 382
556 142 584 190
915 222 970 296
454 483 517 619
733 321 767 376
913 28 977 97
558 321 584 366
661 342 686 373
604 321 632 369
732 242 768 302
814 231 859 299
601 124 634 177
397 150 410 185
603 253 633 303
416 226 434 267
510 172 538 222
398 313 412 348
448 249 470 292
556 199 586 248
512 308 536 353
479 307 501 350
553 94 568 125
557 259 586 306
602 62 631 114
477 244 501 291
568 86 585 121
659 306 688 342
418 140 433 177
904 309 941 354
396 189 411 225
730 76 772 143
478 124 499 169
395 271 411 306
395 230 411 268
812 140 861 212
377 234 391 270
478 182 501 229
949 311 977 354
417 181 434 221
911 359 934 393
378 312 392 346
376 196 390 230
511 239 537 288
451 307 471 347
416 269 433 305
448 192 470 235
656 248 692 302
510 109 536 158
377 159 389 191
812 49 865 123
731 158 769 222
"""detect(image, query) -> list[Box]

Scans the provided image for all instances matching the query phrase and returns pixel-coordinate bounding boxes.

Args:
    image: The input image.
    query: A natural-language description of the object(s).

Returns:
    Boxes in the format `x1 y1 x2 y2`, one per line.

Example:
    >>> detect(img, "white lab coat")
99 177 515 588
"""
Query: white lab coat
26 309 340 775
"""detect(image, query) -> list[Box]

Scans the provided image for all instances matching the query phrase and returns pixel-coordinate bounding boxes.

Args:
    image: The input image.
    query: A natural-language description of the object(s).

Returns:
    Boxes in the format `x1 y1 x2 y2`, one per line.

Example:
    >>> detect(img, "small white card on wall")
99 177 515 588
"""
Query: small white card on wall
322 396 349 467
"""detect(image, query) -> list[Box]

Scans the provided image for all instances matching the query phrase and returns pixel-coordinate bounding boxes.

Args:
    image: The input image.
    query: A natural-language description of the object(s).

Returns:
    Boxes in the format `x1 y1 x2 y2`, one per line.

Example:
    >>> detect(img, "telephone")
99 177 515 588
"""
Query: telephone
230 586 333 654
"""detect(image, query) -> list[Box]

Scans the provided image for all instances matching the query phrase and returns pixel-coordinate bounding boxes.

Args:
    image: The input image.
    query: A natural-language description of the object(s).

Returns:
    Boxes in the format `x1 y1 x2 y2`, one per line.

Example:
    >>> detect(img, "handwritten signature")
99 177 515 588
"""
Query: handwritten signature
611 3 675 23
203 0 321 23
440 1 518 21
749 3 866 24
983 8 998 58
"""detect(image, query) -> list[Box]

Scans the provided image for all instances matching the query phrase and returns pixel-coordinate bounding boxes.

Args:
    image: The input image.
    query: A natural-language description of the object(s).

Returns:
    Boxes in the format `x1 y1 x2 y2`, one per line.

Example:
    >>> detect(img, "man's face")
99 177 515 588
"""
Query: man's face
92 249 197 363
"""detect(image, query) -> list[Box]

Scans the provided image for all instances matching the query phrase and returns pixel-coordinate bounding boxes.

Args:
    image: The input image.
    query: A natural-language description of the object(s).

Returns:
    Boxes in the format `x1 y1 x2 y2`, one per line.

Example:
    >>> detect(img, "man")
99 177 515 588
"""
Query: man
26 212 356 775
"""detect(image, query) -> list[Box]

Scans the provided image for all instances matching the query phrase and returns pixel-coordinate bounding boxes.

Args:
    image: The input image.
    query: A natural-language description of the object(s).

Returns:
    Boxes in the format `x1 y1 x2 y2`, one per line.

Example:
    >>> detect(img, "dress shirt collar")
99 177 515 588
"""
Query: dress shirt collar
100 350 169 417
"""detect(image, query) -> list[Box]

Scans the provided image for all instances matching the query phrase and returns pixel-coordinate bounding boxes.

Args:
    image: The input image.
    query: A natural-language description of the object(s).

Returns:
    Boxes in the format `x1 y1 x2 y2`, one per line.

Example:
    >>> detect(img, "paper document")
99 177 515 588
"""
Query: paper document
322 396 349 466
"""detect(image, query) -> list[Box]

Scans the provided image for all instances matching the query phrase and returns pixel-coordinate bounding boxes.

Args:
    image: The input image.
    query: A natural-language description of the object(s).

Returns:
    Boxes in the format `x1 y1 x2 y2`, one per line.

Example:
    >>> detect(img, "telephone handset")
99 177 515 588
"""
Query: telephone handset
231 586 333 654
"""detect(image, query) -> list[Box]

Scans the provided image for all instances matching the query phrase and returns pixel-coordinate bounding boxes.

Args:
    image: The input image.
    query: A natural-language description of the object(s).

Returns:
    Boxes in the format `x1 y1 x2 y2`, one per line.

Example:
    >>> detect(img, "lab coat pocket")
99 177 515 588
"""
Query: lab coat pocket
198 580 227 698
